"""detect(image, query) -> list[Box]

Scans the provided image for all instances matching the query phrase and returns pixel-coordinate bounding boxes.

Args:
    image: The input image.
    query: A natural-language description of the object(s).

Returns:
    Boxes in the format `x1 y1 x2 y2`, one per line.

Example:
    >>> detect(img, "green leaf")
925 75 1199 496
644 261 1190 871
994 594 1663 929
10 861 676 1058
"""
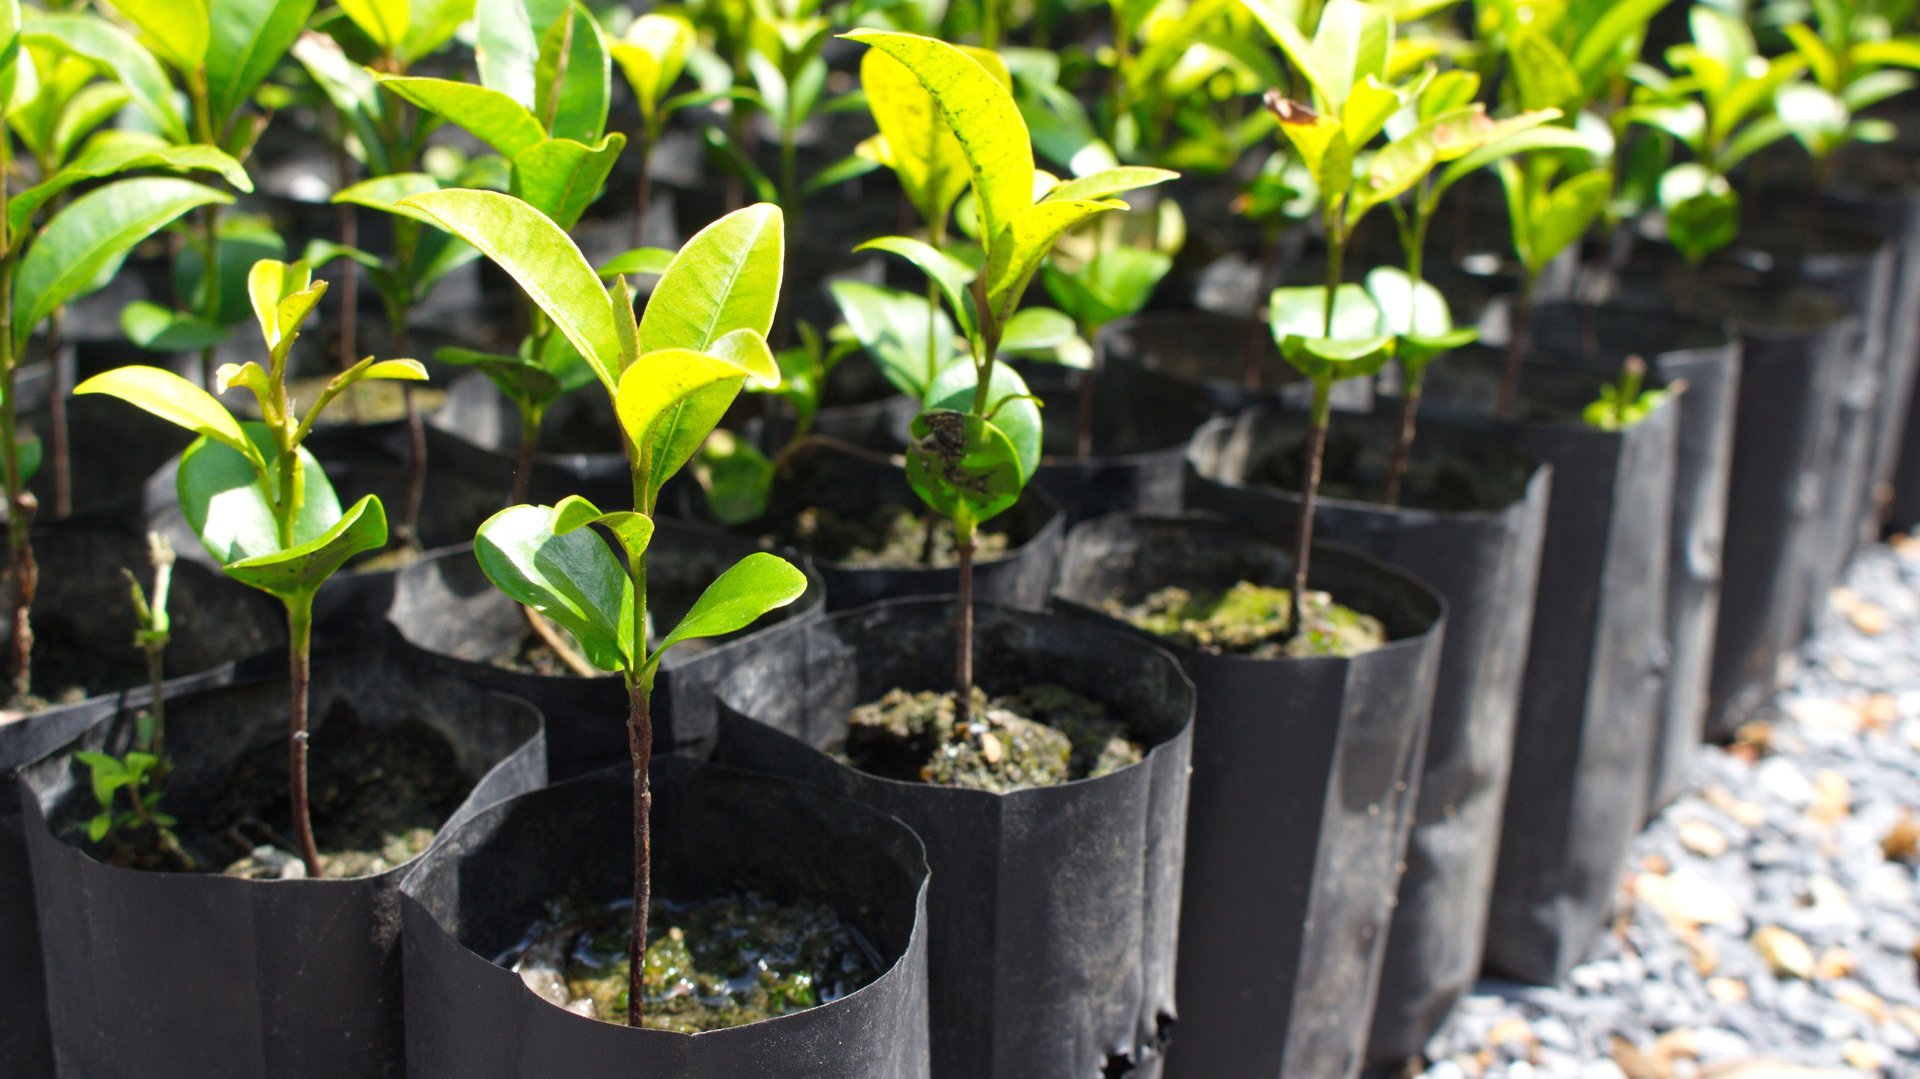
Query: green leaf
1510 26 1581 112
378 75 546 158
9 137 249 237
120 302 229 351
474 0 537 107
206 0 316 127
1528 167 1613 271
1278 332 1395 383
904 409 1023 532
73 365 257 461
176 427 340 565
615 347 749 499
224 495 387 602
1040 166 1177 204
611 12 694 122
999 305 1077 353
638 202 784 354
87 812 112 842
843 30 1034 248
984 198 1126 330
246 258 324 352
1042 246 1170 331
1269 283 1383 341
856 234 979 342
1310 0 1392 111
474 502 630 671
399 0 472 64
861 42 1009 228
1238 0 1332 107
1428 123 1601 211
1659 163 1737 264
1854 39 1920 70
695 432 773 525
401 187 620 391
923 360 1040 479
597 246 676 278
509 133 626 230
23 12 187 143
14 178 229 348
333 172 446 226
436 346 563 409
99 0 207 74
532 1 609 144
829 279 958 399
1572 0 1666 89
707 327 781 388
14 431 39 487
646 551 805 673
1269 99 1354 203
338 0 408 53
551 494 653 561
1364 266 1452 337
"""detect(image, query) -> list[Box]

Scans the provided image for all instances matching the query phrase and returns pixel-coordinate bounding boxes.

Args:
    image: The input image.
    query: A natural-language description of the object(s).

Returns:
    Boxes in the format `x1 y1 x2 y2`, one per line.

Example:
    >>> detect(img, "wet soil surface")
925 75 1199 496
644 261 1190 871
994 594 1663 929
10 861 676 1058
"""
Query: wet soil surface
764 504 1010 568
844 684 1143 792
502 892 882 1032
140 704 471 879
1106 581 1387 659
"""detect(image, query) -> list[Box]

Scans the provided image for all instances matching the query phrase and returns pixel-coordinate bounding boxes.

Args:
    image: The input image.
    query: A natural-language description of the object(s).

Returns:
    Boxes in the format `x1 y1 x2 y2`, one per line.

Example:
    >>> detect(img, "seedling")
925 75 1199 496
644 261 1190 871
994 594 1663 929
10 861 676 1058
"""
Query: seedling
0 1 246 701
400 188 808 1026
77 258 426 877
1773 0 1920 178
75 532 191 870
1583 355 1673 430
844 29 1173 722
611 12 699 242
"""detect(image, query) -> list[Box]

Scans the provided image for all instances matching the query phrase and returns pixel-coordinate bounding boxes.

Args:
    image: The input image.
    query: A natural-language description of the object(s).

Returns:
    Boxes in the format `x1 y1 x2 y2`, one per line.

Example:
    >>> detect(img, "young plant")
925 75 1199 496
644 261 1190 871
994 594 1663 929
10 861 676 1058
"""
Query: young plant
1773 0 1920 178
1582 355 1671 430
845 29 1174 722
398 188 807 1026
76 259 426 877
75 532 192 870
1620 6 1812 264
611 12 698 242
0 7 246 703
52 0 316 383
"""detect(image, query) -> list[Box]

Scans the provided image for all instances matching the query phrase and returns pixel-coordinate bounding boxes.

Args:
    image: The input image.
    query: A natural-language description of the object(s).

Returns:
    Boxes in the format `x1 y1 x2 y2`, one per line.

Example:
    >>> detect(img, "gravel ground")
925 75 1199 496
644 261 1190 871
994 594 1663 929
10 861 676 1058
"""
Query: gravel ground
1412 538 1920 1079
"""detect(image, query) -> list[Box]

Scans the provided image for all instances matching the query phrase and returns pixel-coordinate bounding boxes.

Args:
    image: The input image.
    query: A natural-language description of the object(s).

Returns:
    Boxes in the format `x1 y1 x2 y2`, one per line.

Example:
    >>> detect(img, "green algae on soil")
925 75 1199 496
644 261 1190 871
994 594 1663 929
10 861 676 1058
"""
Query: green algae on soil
502 893 881 1032
767 503 1010 568
844 683 1143 793
1106 581 1386 659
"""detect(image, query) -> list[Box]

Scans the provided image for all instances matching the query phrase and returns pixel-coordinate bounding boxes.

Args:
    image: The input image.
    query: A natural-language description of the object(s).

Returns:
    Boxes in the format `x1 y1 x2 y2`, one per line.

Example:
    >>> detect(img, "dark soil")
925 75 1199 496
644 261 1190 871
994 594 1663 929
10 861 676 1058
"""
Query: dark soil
1252 433 1528 514
151 704 471 879
1106 581 1387 659
500 892 881 1032
764 503 1010 568
844 683 1142 792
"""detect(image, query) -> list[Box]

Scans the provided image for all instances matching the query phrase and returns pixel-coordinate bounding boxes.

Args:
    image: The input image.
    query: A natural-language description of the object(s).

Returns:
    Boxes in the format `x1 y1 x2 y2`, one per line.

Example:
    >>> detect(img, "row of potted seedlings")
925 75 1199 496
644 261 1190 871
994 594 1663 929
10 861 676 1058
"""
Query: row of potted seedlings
3 0 1920 1075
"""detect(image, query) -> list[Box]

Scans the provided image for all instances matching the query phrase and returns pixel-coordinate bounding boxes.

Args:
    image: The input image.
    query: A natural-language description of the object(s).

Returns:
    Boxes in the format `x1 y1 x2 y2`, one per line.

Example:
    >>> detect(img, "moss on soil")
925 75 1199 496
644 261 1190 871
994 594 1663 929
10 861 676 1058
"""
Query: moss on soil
845 683 1142 793
1107 580 1386 658
503 892 879 1032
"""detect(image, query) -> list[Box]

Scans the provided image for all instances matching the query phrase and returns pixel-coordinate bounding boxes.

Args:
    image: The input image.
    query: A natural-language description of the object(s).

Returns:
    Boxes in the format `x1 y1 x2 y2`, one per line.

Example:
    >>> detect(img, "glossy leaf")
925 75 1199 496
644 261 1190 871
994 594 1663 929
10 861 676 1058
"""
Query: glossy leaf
401 187 621 390
905 409 1022 531
9 137 249 236
551 494 653 562
1659 163 1737 264
1510 27 1581 112
984 198 1126 329
647 551 805 670
17 178 229 347
337 0 408 52
860 41 1009 226
1040 166 1177 203
638 202 783 354
597 246 676 278
120 302 227 351
73 365 256 461
510 133 626 229
616 347 750 499
177 427 339 565
474 502 630 671
224 495 386 601
923 360 1040 479
1041 246 1171 331
611 11 692 122
247 258 324 352
533 2 608 145
856 234 978 341
333 172 446 226
379 75 545 157
474 0 537 107
844 30 1033 247
22 13 186 142
1270 283 1383 341
99 0 207 74
206 0 317 127
399 0 472 64
830 279 959 398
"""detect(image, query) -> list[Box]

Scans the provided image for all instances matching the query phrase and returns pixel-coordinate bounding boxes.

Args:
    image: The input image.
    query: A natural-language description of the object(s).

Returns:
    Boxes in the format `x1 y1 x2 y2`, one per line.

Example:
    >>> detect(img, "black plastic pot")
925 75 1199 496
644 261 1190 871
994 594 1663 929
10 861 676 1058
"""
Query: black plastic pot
715 598 1195 1079
1708 300 1858 737
1492 300 1741 813
1424 351 1680 984
1022 357 1218 525
1097 310 1372 417
398 758 932 1078
425 371 637 511
686 444 1066 612
385 519 827 780
21 653 547 1078
1051 514 1444 1079
1183 410 1549 1068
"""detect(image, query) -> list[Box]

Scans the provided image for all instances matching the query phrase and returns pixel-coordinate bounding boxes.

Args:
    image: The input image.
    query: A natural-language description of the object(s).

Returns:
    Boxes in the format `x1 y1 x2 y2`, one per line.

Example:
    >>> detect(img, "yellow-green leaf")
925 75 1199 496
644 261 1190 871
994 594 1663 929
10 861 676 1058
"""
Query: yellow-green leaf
74 365 256 462
338 0 408 52
638 202 783 354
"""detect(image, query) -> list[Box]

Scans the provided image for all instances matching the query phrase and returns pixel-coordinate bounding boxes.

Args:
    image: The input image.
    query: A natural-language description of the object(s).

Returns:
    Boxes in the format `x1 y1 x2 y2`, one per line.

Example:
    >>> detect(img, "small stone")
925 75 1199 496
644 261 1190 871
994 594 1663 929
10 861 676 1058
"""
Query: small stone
1752 926 1816 980
1832 982 1887 1024
1679 819 1731 858
1895 1005 1920 1039
1611 1037 1673 1079
1684 930 1720 976
1814 945 1855 980
1707 977 1750 1003
1881 810 1920 861
1488 1016 1535 1051
1653 1028 1700 1061
979 731 1002 765
1847 601 1890 635
1641 870 1746 931
1808 770 1851 824
1786 698 1860 733
1840 1040 1885 1070
1860 692 1899 731
1703 786 1768 827
1757 759 1814 807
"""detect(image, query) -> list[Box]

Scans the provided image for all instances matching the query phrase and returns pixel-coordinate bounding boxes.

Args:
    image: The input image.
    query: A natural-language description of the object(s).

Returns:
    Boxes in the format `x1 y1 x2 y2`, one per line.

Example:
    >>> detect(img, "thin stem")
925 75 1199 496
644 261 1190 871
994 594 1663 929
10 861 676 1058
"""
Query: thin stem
981 0 1000 50
285 594 321 878
0 133 33 701
1291 380 1330 641
953 519 976 725
509 404 542 507
198 201 221 390
145 643 166 763
1496 273 1536 421
1382 373 1421 507
631 131 656 248
625 679 653 1027
1073 320 1098 458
